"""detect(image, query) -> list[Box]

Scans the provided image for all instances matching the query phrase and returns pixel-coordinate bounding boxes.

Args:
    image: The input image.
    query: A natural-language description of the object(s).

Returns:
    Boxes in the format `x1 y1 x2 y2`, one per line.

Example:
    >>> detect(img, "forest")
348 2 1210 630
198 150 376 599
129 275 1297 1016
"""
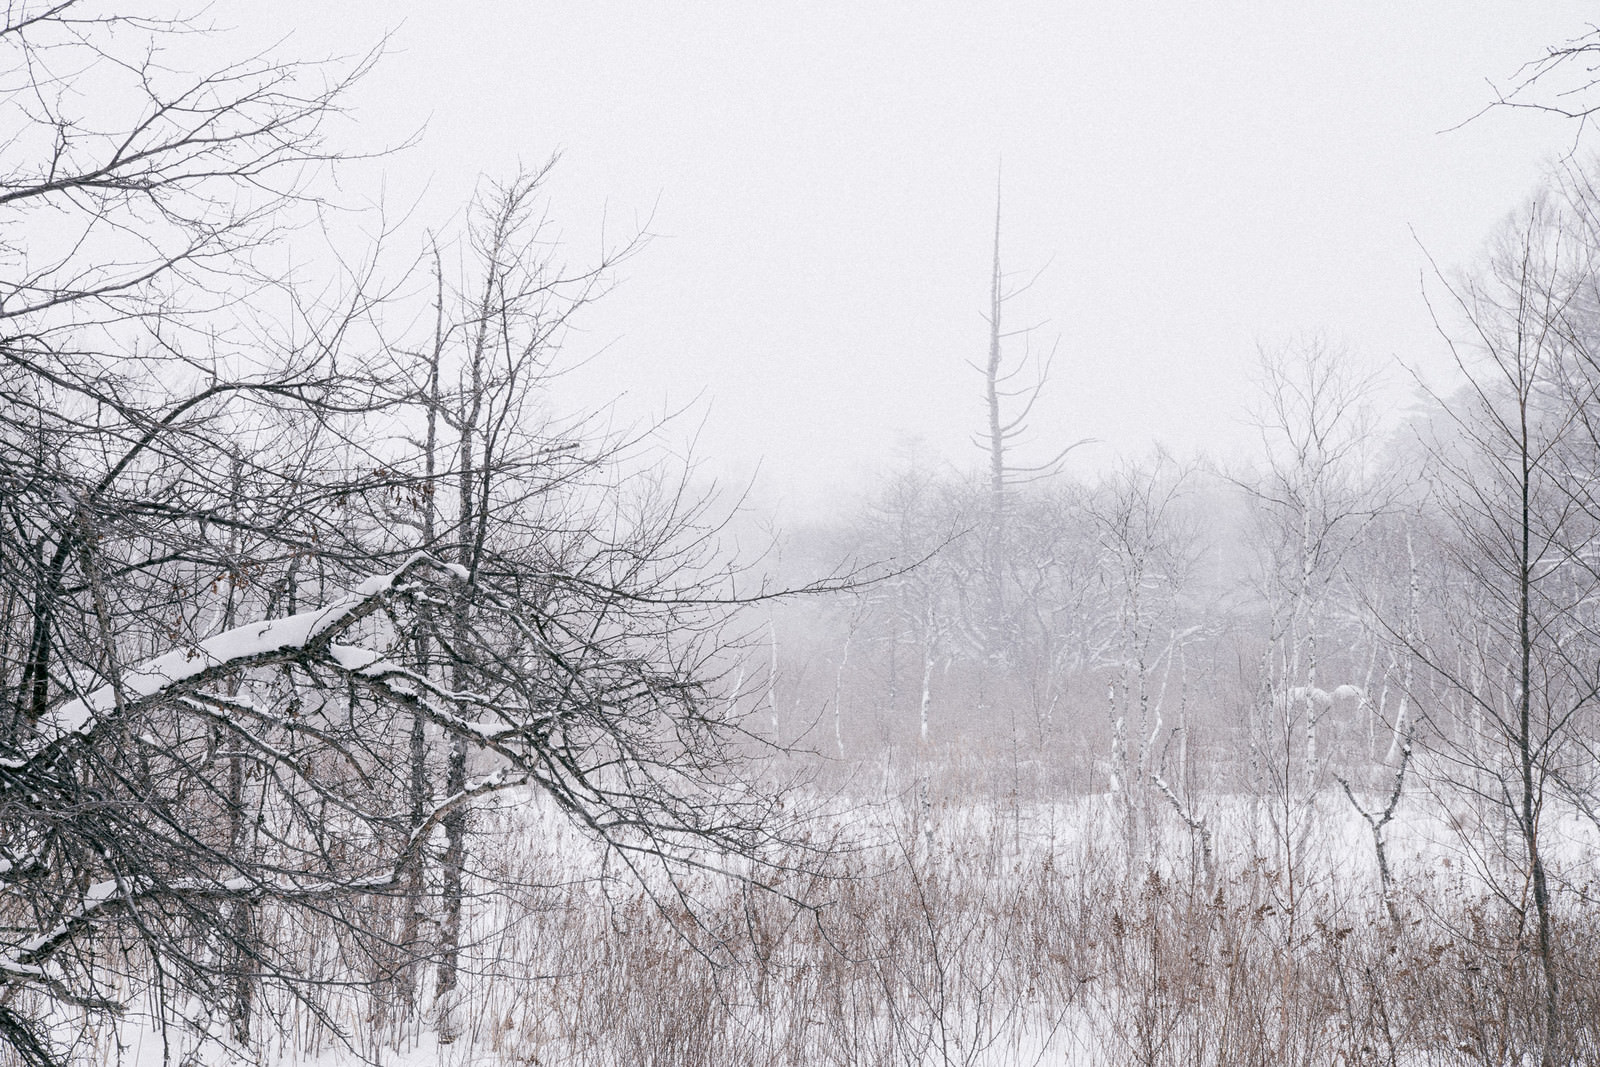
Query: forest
5 3 1600 1066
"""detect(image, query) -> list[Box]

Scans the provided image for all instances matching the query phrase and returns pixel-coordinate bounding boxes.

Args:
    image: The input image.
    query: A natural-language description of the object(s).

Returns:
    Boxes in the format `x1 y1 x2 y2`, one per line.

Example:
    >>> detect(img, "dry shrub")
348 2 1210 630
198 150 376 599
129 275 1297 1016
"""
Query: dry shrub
43 784 1600 1067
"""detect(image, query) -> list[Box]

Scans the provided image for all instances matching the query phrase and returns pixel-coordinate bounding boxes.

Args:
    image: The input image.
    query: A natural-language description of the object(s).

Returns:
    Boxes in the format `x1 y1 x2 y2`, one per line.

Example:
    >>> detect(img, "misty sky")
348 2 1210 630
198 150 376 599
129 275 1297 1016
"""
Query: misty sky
241 4 1594 514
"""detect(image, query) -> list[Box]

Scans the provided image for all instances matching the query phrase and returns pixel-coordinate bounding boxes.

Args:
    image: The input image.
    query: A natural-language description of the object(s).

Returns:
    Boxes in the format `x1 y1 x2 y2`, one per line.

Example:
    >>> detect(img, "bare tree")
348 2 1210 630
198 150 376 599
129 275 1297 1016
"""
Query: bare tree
370 164 654 1039
1336 515 1426 926
845 464 964 747
1490 21 1600 123
0 9 834 1065
974 181 1084 656
1085 449 1201 878
1238 339 1391 915
1411 186 1600 1066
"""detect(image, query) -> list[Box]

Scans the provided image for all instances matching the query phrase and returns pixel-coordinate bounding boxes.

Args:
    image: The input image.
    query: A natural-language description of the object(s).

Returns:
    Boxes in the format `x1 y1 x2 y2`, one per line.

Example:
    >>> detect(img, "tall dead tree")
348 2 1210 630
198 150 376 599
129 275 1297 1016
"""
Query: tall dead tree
975 182 1082 654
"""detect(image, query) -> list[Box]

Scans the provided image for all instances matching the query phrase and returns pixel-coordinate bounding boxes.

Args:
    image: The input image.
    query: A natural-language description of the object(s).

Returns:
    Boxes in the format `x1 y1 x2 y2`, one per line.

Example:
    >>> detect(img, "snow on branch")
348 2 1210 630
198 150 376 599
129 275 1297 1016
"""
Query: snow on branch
10 554 467 762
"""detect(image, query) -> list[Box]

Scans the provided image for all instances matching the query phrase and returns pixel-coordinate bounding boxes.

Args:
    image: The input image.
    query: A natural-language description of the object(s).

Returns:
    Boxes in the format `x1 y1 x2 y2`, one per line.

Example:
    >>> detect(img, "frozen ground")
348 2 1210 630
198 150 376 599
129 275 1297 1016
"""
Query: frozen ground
49 776 1600 1067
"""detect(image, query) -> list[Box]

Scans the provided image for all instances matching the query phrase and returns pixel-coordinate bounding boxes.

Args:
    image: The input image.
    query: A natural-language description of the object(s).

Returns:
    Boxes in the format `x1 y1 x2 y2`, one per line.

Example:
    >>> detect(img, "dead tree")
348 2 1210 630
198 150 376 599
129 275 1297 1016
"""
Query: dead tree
974 180 1084 654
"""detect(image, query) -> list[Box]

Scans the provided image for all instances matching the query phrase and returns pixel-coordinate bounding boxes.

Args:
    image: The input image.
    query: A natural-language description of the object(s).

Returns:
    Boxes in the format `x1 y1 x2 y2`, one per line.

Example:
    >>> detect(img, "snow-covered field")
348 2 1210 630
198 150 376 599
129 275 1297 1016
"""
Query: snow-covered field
52 773 1600 1067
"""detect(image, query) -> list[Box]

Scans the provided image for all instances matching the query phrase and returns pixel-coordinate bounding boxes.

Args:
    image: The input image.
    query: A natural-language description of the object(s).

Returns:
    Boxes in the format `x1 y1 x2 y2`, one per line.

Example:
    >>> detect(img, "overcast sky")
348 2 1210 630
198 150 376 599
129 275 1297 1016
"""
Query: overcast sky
243 4 1595 515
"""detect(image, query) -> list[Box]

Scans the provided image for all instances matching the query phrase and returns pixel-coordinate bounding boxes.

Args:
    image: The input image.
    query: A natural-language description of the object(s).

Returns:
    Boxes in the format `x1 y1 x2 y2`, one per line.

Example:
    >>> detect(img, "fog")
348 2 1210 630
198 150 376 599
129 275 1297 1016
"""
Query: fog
13 6 1600 1065
231 2 1595 512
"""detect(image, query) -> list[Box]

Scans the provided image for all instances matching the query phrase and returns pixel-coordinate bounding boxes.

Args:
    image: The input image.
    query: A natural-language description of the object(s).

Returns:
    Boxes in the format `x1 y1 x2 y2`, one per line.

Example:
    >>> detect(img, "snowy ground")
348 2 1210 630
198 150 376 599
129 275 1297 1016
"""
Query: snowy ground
56 780 1600 1066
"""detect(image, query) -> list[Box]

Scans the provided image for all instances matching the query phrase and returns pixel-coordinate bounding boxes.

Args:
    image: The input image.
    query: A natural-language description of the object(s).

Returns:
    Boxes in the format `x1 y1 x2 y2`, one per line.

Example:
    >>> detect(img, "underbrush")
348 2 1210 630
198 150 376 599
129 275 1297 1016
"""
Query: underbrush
36 784 1600 1067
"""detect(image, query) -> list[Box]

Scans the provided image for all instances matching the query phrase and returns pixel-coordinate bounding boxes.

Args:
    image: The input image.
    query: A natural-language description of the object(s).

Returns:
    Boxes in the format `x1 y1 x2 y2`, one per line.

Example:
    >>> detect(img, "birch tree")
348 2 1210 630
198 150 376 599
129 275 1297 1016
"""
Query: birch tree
1240 339 1389 899
1086 450 1201 877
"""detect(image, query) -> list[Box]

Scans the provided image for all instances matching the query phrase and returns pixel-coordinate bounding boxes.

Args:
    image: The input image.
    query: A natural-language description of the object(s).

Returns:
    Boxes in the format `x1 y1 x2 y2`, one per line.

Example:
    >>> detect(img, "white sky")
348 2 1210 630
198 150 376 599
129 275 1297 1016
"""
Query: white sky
241 4 1595 516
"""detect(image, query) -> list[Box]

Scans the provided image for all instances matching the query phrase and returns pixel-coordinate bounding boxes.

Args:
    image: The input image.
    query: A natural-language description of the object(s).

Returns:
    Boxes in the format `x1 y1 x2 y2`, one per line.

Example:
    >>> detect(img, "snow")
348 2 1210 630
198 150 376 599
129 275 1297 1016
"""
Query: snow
26 554 462 751
328 643 387 672
7 877 125 977
21 783 1600 1067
